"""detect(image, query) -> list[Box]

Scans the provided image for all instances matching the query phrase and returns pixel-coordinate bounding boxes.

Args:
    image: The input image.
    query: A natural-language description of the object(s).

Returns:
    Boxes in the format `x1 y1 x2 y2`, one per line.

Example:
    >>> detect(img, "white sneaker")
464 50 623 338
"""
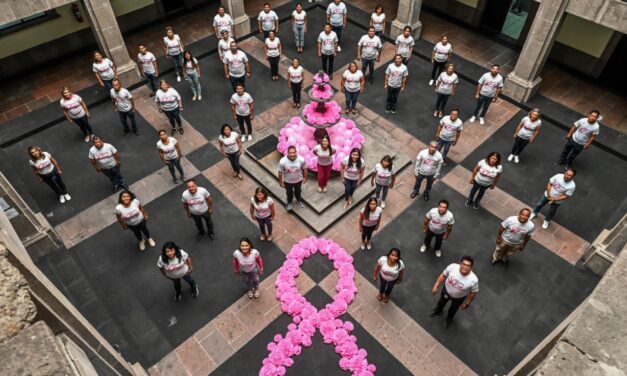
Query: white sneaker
59 195 66 204
479 117 485 125
286 203 293 211
64 194 72 201
247 135 252 141
381 201 386 208
177 75 181 82
530 212 537 220
420 245 427 253
507 154 514 162
84 135 91 142
197 95 202 100
360 243 365 250
147 238 156 247
429 79 434 86
139 240 146 251
240 135 246 142
366 242 372 250
337 45 342 52
514 156 520 164
435 250 442 257
542 220 550 230
469 116 476 123
192 95 197 101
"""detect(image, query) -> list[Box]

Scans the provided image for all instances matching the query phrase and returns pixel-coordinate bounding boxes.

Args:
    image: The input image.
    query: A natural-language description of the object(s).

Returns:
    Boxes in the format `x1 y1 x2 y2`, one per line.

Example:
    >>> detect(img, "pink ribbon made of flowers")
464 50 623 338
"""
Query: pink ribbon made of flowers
259 236 376 376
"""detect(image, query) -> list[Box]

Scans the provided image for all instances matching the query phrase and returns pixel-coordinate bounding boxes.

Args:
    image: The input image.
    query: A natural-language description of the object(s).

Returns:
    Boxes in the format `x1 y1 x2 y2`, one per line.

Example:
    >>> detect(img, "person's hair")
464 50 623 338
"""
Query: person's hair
491 63 500 69
159 79 168 89
218 5 225 10
364 197 378 218
566 167 577 176
589 109 600 116
117 190 137 204
27 146 43 160
263 2 270 7
161 241 182 264
183 50 195 63
165 26 174 33
287 145 297 152
138 43 145 48
239 237 254 251
374 5 383 12
450 108 459 114
387 247 402 269
438 199 449 208
368 26 375 32
292 57 300 64
520 208 531 215
461 255 474 266
403 26 412 32
394 54 403 61
324 23 332 28
158 129 168 136
112 78 120 85
235 83 245 90
91 135 102 142
320 135 331 148
92 51 103 61
442 35 449 40
349 148 363 169
446 63 454 70
60 86 71 95
186 178 197 186
429 140 438 147
296 2 303 7
221 30 229 37
380 155 393 170
348 61 358 71
254 187 269 203
485 151 501 166
220 123 233 136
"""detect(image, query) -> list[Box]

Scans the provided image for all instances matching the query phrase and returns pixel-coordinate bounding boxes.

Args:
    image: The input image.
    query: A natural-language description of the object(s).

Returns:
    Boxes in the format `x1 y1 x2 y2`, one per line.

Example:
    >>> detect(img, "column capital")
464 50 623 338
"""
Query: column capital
503 71 543 102
390 19 422 40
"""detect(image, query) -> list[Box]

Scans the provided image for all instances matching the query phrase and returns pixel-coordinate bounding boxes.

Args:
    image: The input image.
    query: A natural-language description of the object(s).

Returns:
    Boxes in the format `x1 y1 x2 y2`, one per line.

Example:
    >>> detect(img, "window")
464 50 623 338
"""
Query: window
0 10 59 35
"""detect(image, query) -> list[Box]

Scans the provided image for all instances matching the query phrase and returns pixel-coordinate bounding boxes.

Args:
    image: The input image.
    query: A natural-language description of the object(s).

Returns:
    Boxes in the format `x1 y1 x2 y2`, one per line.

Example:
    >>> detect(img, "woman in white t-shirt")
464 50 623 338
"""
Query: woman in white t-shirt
312 135 336 192
60 86 93 142
157 130 186 183
341 148 366 208
370 5 386 38
467 152 502 209
287 58 305 108
370 155 395 208
430 35 452 85
217 31 234 62
373 247 404 303
264 31 282 80
182 51 202 101
341 62 365 115
233 238 264 299
155 80 184 135
158 241 198 301
292 3 307 53
249 187 275 242
508 109 542 164
28 146 71 203
163 26 185 82
218 124 244 180
359 197 383 250
92 51 117 91
115 190 155 251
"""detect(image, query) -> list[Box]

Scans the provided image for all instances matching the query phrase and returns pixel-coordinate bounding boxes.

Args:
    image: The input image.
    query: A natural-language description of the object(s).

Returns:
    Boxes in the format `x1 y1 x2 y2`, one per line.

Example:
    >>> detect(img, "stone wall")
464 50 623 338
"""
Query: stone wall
0 247 37 344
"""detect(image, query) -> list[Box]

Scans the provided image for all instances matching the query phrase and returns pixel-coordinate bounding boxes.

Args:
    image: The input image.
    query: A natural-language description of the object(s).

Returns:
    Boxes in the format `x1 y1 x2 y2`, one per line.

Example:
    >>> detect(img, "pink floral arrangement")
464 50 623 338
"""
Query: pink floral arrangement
303 101 341 125
313 72 330 85
310 84 334 101
259 237 376 376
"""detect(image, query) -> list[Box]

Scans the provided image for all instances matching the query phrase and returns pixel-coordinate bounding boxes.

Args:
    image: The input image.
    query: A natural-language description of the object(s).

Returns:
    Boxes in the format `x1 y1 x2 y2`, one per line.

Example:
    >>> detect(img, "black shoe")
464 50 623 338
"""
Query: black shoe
196 232 205 241
173 177 178 184
428 309 442 318
410 191 418 199
391 109 396 114
174 292 182 302
209 233 215 240
123 129 130 135
465 199 473 207
192 286 199 298
133 130 140 136
444 319 452 328
122 185 129 191
473 202 479 210
554 161 564 167
423 191 430 201
178 127 184 135
171 128 176 136
112 185 119 193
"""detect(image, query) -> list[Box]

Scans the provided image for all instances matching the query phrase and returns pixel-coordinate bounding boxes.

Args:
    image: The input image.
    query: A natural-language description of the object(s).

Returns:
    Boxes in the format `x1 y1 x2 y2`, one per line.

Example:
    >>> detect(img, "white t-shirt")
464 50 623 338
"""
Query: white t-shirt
433 42 452 62
378 256 404 282
265 38 281 57
327 2 347 26
373 163 394 186
92 58 115 81
29 152 55 175
545 174 576 203
415 149 443 177
438 116 464 141
312 145 335 166
385 63 408 88
258 10 278 31
251 197 274 219
278 156 306 184
395 35 415 58
342 157 365 180
234 249 260 273
318 31 338 55
517 116 542 140
443 263 479 299
88 143 117 169
501 216 535 245
137 52 156 74
157 250 189 279
474 159 502 186
230 92 253 116
343 69 364 92
478 72 504 97
572 118 600 145
219 132 240 154
361 206 383 227
155 88 181 112
164 34 182 56
288 66 304 83
110 88 133 112
157 137 179 160
426 208 455 235
218 37 234 60
436 72 459 95
292 10 306 25
213 14 234 37
358 35 382 59
184 58 198 75
223 50 249 78
115 199 144 226
60 94 85 119
371 13 385 31
182 187 211 215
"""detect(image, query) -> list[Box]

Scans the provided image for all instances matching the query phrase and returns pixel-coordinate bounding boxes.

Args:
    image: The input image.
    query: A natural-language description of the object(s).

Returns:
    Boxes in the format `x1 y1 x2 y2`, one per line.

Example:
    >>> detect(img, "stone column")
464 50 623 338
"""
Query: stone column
390 0 422 40
223 0 251 38
82 0 141 86
503 0 569 102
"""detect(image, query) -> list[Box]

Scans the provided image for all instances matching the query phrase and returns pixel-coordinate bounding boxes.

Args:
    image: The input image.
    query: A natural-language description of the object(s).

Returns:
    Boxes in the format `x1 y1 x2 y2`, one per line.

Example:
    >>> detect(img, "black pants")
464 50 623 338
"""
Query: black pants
379 275 398 296
118 110 137 132
165 158 185 179
473 95 493 118
285 181 302 204
169 274 197 295
468 182 489 204
40 169 67 196
435 93 450 112
424 229 444 250
229 75 246 92
557 139 584 165
361 225 376 242
412 174 434 195
226 152 241 173
164 108 182 129
192 212 214 235
236 114 252 135
386 87 401 111
128 219 151 241
511 136 530 156
73 116 93 137
431 60 447 80
268 56 280 77
321 54 334 75
361 58 375 83
434 287 466 321
331 25 343 44
290 81 302 103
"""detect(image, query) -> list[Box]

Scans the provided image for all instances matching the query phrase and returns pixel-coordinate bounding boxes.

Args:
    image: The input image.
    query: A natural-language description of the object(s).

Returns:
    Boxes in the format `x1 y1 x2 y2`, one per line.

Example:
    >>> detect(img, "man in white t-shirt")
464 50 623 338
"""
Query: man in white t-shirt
278 146 308 211
421 199 454 257
326 0 347 51
395 26 415 64
230 84 254 141
410 141 443 201
223 41 251 92
469 64 503 125
88 136 128 192
137 44 159 96
213 5 235 39
556 110 600 167
317 24 338 78
430 256 479 328
531 168 576 230
110 79 138 135
493 208 535 265
182 179 214 240
257 3 279 40
435 109 463 164
384 54 409 114
357 27 382 84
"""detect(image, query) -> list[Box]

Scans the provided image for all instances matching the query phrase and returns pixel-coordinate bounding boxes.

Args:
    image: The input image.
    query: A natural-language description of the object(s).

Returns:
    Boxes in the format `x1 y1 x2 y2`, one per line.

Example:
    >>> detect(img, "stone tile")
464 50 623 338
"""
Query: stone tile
198 330 235 366
426 343 468 376
213 310 247 345
150 350 187 376
399 320 438 354
175 338 211 375
398 346 444 376
373 322 412 357
193 322 216 342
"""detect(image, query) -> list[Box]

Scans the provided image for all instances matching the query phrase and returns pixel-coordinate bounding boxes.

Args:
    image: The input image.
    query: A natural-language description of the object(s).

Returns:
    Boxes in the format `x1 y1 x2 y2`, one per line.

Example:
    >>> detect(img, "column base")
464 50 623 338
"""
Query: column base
233 14 251 39
503 72 542 103
116 61 142 87
390 19 422 40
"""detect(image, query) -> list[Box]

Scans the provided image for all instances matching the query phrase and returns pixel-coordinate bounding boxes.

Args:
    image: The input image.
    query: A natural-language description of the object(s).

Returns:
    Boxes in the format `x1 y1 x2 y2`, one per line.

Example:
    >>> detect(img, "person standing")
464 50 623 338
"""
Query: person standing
250 187 275 242
429 256 478 328
88 136 128 192
264 31 282 81
182 51 202 101
420 200 454 257
508 109 542 164
233 238 264 299
92 51 117 91
341 62 365 115
230 84 254 142
110 79 138 135
373 248 404 303
395 26 415 64
60 86 93 142
555 110 600 168
384 55 408 114
493 208 535 266
341 148 365 209
157 130 186 184
530 168 576 230
155 80 184 135
28 146 71 204
217 31 235 62
430 36 452 86
410 141 443 201
317 24 338 78
469 64 503 125
163 27 185 82
466 152 502 209
357 27 382 85
213 5 235 39
326 0 347 51
434 63 458 118
223 41 251 92
370 5 386 38
312 135 335 192
137 44 159 96
218 124 243 180
182 179 214 241
278 146 308 211
359 197 383 250
370 155 395 208
158 241 199 301
292 3 307 53
287 58 305 108
435 109 463 164
115 190 155 251
257 3 279 40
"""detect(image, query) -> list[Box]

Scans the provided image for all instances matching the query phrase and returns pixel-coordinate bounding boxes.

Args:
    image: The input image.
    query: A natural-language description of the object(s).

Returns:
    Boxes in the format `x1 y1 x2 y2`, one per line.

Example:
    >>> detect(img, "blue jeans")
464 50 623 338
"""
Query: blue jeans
169 273 197 295
374 184 389 202
379 275 398 296
467 182 489 205
226 152 241 173
361 58 375 83
101 165 127 189
164 108 182 129
437 139 454 160
185 71 201 97
331 25 343 44
73 116 93 137
344 90 360 110
294 24 305 47
144 73 157 93
344 178 358 201
557 138 584 165
473 95 494 118
412 174 434 195
165 158 185 180
40 168 67 196
240 266 260 290
229 75 245 92
256 216 273 236
118 110 137 132
533 195 560 222
103 79 114 91
169 53 183 75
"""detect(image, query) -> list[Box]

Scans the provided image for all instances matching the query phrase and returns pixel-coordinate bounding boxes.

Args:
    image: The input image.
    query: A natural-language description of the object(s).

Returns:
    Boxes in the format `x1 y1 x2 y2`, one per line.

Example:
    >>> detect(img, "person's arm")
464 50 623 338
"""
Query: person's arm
292 15 295 31
435 124 443 140
496 225 505 244
493 87 501 102
114 152 121 167
258 19 262 34
431 49 435 64
179 39 185 52
50 156 62 174
256 254 264 274
513 120 524 138
206 196 213 214
278 170 285 187
264 43 269 59
317 40 322 57
396 269 404 284
233 258 240 275
357 45 362 61
401 75 408 91
236 137 243 155
389 173 396 189
342 12 347 27
333 40 338 55
452 83 458 96
270 202 275 220
374 211 382 230
434 160 442 179
340 75 346 93
159 267 166 277
63 109 73 123
584 135 596 149
304 15 308 32
183 202 191 217
185 256 193 274
407 45 414 61
174 142 182 159
530 127 541 143
278 41 283 56
453 129 462 146
434 79 441 93
359 212 364 231
94 71 104 86
231 103 237 120
163 41 168 56
178 96 183 111
195 60 201 77
158 149 167 164
218 140 226 156
521 234 531 251
80 100 91 117
223 60 230 79
373 261 381 280
116 213 127 229
112 62 118 79
275 16 279 33
431 273 446 295
546 180 554 201
153 59 159 77
245 61 251 77
444 224 453 240
469 164 480 184
422 216 430 233
249 203 256 220
475 83 482 98
491 172 501 189
111 96 117 112
139 203 149 221
369 172 375 186
89 158 101 172
358 166 365 184
461 291 476 309
359 75 365 94
249 102 254 121
340 163 346 183
302 166 308 184
130 96 136 112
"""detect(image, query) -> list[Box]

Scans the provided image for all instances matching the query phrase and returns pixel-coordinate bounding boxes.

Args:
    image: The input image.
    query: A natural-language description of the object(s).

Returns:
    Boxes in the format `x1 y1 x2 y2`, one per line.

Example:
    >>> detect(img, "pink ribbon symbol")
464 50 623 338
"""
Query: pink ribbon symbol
259 236 376 376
